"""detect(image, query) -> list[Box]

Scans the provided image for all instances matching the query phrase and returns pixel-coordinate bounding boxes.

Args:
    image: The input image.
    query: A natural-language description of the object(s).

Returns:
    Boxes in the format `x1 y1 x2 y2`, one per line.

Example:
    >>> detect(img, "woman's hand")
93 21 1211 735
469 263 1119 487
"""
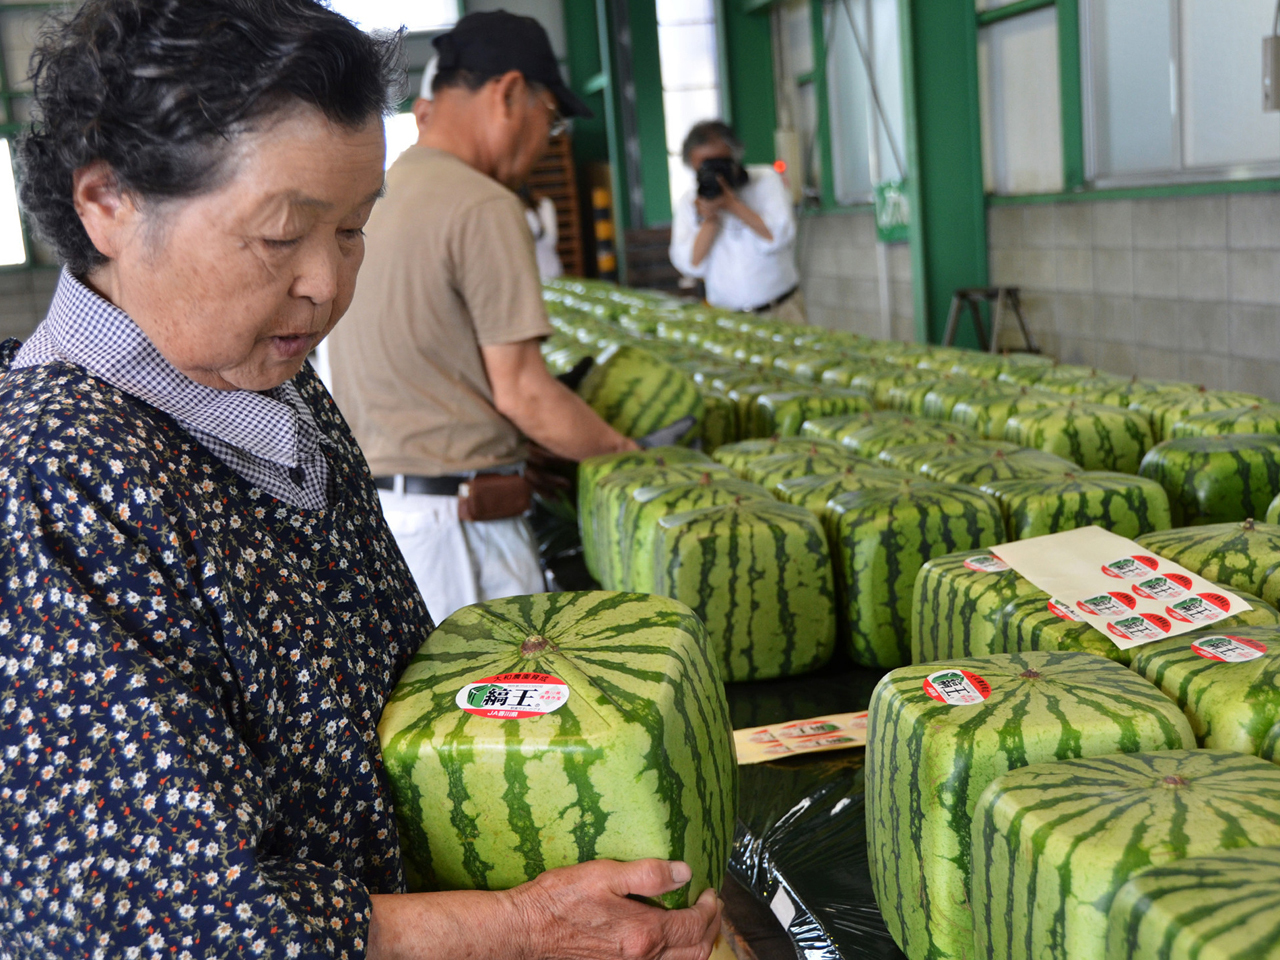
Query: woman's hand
514 859 722 960
367 859 721 960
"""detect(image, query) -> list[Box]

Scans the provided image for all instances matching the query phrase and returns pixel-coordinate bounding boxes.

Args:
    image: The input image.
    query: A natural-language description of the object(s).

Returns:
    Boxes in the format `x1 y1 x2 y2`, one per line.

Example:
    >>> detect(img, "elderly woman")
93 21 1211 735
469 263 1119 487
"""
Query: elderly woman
0 1 719 958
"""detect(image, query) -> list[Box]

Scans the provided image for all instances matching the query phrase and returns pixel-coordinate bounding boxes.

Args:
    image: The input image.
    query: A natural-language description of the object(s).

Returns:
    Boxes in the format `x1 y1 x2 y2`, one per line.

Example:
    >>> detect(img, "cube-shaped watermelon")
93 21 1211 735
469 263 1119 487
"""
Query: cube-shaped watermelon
378 592 737 904
1004 401 1154 473
867 651 1193 960
979 470 1172 540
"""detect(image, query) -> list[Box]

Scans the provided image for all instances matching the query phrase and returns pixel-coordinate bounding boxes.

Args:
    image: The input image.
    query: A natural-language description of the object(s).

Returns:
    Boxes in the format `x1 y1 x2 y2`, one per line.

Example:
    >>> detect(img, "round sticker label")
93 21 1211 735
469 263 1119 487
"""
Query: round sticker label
779 721 841 739
964 554 1010 574
923 669 991 706
1191 635 1267 663
1047 598 1082 621
1107 613 1172 642
1166 593 1231 625
1077 591 1137 619
456 673 570 719
1101 555 1160 579
1133 574 1193 601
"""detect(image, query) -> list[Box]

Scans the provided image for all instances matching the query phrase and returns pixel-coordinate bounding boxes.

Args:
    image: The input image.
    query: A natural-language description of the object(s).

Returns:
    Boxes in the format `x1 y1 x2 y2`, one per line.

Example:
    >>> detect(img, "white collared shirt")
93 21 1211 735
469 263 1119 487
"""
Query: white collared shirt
669 164 799 312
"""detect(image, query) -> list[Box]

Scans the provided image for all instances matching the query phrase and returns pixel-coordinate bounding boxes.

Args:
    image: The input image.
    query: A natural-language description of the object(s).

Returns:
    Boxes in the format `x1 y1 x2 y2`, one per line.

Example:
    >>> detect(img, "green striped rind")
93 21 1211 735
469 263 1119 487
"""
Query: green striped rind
828 480 1006 667
997 583 1278 667
378 591 737 904
1004 402 1155 473
911 551 1039 664
590 463 735 588
1132 390 1269 441
920 379 1005 421
711 436 842 477
775 468 905 523
726 380 801 429
867 651 1193 960
1138 434 1280 526
951 389 1068 440
753 389 872 438
979 471 1173 540
800 413 880 440
850 366 939 409
877 439 1020 474
922 448 1080 485
578 344 706 439
1138 521 1280 609
652 499 837 681
971 751 1280 960
1106 847 1280 960
1027 364 1106 393
840 418 977 458
620 477 774 594
697 389 737 452
887 378 955 415
1085 378 1192 408
1169 403 1280 438
743 448 872 493
1261 721 1280 762
578 448 713 579
820 360 888 388
1270 493 1280 525
1129 625 1280 753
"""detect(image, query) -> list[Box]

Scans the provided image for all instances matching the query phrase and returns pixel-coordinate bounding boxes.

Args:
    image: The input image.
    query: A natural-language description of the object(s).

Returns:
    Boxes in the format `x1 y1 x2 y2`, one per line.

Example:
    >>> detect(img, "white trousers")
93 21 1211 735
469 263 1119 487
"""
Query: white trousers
378 489 546 624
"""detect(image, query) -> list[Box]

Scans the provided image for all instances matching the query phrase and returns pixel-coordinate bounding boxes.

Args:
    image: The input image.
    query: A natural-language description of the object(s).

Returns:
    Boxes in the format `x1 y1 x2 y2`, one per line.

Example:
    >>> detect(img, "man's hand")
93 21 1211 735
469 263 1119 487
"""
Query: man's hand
513 859 722 960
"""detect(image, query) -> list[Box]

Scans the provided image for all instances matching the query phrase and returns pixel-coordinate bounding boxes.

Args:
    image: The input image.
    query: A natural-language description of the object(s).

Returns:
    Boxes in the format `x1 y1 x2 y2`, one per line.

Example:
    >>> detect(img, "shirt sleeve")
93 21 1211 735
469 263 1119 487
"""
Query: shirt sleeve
0 459 374 959
455 194 554 347
668 188 709 280
743 168 797 256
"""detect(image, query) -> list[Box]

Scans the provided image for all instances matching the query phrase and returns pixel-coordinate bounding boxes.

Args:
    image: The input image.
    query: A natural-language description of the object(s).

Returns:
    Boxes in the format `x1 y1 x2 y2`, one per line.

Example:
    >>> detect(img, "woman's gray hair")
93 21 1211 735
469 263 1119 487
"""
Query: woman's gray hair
681 120 743 166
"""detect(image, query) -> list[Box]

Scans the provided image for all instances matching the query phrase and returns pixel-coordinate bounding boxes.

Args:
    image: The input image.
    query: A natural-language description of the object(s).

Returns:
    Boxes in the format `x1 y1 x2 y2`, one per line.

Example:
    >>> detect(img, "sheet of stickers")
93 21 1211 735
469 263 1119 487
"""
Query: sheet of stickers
991 526 1252 650
733 711 869 764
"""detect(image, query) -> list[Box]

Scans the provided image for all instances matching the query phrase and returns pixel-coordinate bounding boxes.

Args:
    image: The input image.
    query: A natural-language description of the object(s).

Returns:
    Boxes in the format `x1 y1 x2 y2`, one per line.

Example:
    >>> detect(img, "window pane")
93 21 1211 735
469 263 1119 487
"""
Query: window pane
384 112 419 170
663 88 721 161
1085 0 1174 178
0 141 26 267
658 23 719 91
657 0 714 26
783 0 814 77
871 0 907 181
1181 0 1280 169
980 8 1063 194
669 154 696 207
828 0 873 203
325 0 457 33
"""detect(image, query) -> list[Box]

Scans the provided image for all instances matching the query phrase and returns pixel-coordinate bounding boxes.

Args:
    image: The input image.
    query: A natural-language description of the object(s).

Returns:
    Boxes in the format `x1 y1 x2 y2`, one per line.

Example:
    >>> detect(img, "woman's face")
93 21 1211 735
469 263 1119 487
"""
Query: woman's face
82 105 386 392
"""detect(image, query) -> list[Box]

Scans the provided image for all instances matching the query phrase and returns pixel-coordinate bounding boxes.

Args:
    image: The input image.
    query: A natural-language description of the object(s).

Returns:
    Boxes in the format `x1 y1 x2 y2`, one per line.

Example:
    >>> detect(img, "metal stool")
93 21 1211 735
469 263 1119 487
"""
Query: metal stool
942 287 1040 355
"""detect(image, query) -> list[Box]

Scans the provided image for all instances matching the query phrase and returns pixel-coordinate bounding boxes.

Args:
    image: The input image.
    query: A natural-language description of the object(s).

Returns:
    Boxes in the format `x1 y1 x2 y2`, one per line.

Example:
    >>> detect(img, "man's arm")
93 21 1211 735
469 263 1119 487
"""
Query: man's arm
482 338 639 460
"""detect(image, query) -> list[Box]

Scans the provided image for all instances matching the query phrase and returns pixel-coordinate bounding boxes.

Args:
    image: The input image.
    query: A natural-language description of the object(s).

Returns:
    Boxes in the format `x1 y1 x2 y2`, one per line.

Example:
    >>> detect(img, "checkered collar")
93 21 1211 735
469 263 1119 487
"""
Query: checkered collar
17 269 316 468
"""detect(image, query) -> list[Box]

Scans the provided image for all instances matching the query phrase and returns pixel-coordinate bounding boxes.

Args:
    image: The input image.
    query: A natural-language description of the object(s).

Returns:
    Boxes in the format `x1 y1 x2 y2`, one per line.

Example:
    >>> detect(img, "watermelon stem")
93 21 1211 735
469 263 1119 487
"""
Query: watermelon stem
1019 669 1042 680
1162 775 1190 787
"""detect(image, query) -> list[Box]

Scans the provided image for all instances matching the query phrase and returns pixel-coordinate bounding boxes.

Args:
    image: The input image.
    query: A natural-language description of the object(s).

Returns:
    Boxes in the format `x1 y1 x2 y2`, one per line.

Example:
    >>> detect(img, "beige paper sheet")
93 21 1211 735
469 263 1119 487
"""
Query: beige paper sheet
733 711 868 765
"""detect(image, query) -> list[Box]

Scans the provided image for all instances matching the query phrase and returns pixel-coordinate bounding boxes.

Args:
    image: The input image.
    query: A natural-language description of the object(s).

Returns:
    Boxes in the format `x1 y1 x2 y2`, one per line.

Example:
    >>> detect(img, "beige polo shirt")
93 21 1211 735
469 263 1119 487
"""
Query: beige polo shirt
328 146 553 477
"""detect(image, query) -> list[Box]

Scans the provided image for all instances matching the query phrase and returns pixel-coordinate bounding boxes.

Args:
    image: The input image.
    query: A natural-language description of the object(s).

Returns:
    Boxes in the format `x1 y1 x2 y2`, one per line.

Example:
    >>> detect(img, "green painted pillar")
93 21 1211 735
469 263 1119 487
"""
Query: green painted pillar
564 0 609 167
722 2 777 164
899 0 988 346
626 0 673 226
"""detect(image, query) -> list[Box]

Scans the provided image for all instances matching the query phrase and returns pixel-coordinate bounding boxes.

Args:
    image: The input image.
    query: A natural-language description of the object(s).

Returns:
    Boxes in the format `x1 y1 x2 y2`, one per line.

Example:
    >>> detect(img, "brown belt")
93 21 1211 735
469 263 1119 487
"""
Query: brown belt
374 472 532 522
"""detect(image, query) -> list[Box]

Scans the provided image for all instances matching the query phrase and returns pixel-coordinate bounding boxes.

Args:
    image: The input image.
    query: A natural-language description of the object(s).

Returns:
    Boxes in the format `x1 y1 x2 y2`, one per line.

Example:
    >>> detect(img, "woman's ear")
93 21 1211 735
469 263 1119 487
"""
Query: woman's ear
72 160 138 260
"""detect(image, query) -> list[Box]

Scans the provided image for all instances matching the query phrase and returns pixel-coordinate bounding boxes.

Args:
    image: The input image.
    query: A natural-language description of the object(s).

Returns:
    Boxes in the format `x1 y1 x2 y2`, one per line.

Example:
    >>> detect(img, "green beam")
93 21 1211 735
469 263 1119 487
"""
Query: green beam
626 0 672 226
564 0 609 167
810 0 835 209
742 0 775 12
1056 0 1085 190
975 0 1054 27
901 0 988 346
721 0 777 164
594 0 628 277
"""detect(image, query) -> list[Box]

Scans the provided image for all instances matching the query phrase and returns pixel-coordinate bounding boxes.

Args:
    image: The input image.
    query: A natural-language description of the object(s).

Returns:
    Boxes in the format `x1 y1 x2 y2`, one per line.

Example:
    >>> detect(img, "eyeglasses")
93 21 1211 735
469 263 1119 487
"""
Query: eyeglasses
541 94 568 138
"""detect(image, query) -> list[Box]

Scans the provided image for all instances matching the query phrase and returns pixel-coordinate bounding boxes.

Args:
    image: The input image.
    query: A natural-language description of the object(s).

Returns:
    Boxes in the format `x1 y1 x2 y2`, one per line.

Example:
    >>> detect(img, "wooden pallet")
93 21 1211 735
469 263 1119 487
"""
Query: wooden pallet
526 133 585 278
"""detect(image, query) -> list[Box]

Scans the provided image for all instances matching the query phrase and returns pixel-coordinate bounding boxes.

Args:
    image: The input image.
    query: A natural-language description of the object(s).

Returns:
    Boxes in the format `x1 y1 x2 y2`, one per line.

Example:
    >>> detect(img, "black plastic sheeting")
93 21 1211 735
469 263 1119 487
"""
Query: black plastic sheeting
726 671 906 960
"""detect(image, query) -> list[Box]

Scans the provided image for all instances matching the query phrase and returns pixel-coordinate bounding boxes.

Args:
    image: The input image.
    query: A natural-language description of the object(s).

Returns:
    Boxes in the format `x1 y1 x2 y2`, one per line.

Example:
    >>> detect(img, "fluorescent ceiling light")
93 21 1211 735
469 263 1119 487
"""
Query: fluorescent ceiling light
326 0 457 34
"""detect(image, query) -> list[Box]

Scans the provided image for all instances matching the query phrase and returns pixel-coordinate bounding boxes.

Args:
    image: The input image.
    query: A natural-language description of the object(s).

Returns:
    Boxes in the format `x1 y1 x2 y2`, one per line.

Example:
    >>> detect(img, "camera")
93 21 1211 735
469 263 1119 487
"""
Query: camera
696 157 748 199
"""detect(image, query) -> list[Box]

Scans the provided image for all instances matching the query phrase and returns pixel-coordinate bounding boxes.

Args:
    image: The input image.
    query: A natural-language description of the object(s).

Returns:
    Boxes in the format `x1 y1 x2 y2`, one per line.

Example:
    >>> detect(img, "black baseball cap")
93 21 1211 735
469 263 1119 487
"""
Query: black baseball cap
432 11 593 119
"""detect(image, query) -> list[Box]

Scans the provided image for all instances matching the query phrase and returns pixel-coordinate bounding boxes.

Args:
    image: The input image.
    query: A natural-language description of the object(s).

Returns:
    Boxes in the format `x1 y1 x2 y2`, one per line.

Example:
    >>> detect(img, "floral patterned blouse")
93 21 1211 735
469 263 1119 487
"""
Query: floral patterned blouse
0 341 432 959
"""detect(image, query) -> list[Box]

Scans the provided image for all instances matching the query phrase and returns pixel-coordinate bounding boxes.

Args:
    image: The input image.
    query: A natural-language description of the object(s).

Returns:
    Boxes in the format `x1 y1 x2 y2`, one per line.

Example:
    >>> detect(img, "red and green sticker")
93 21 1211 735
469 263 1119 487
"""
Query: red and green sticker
1191 635 1267 663
1166 593 1232 625
923 669 991 706
964 554 1009 574
1107 613 1173 642
456 672 570 719
1101 555 1160 580
1077 591 1137 619
1048 598 1081 621
1132 574 1193 601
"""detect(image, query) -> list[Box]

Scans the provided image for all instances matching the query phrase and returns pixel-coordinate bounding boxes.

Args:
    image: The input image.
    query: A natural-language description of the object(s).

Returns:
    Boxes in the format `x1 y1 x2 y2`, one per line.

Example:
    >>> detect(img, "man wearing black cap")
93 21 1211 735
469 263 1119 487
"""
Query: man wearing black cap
329 12 637 622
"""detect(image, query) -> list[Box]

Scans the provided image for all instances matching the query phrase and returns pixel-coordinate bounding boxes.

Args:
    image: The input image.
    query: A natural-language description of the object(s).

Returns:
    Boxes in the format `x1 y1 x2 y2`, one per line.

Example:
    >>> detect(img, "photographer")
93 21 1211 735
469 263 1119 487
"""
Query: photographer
669 121 802 320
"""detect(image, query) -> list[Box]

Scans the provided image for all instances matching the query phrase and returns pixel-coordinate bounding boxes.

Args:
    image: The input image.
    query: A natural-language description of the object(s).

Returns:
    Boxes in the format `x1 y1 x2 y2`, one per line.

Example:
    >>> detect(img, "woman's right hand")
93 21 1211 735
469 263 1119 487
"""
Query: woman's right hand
512 859 722 960
367 859 722 960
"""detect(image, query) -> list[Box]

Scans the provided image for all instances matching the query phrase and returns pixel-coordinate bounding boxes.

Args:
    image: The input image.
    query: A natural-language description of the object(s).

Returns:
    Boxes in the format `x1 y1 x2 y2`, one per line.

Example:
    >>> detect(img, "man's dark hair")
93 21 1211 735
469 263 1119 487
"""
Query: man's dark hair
681 120 743 166
17 0 403 275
